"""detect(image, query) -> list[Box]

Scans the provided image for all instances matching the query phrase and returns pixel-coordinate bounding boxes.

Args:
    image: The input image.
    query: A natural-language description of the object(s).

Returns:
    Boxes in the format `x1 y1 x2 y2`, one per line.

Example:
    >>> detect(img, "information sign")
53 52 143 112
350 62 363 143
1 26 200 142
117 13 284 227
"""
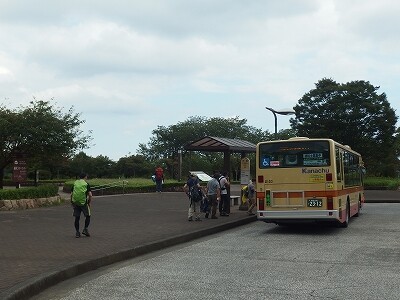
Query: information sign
12 160 27 182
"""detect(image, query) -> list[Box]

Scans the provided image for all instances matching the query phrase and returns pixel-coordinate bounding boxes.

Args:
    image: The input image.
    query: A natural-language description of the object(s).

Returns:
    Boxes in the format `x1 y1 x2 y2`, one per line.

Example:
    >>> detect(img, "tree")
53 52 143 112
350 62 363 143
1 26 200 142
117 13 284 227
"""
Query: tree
67 152 117 178
291 78 399 176
115 154 152 178
138 116 270 159
137 116 271 178
68 152 94 178
276 128 297 140
0 99 92 187
91 155 116 178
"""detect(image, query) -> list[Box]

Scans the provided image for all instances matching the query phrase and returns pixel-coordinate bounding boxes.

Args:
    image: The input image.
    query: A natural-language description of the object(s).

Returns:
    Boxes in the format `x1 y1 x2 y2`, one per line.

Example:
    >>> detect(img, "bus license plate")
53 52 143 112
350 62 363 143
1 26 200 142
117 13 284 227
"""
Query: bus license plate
307 199 322 207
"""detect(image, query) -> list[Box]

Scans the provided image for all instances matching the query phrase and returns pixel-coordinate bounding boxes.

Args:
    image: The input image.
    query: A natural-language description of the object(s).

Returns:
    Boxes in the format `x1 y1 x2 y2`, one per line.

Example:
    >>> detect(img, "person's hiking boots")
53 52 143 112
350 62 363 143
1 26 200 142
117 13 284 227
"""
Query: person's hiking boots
75 228 90 237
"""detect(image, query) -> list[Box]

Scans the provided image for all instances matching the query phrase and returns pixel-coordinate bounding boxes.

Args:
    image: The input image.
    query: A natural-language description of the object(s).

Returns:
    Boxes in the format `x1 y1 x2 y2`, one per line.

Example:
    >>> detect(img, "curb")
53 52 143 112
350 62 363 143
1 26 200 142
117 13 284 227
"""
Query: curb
365 200 400 203
0 196 63 211
2 216 257 300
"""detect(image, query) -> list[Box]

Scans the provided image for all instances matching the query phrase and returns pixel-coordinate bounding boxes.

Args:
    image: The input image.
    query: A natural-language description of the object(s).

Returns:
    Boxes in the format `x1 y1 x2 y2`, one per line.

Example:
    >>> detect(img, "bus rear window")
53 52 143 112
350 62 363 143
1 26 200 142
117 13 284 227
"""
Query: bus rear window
259 141 331 168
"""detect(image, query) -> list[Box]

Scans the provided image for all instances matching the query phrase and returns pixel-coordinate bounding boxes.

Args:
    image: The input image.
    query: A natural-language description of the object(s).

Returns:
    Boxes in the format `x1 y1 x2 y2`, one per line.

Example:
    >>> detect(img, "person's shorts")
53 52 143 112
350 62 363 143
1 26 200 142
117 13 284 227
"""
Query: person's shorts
72 204 91 217
207 194 217 205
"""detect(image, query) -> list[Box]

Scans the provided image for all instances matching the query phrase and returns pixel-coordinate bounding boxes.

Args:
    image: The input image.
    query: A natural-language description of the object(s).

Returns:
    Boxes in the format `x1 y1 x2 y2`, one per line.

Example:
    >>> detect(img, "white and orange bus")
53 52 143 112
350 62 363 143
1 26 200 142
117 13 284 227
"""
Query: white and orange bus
256 137 365 227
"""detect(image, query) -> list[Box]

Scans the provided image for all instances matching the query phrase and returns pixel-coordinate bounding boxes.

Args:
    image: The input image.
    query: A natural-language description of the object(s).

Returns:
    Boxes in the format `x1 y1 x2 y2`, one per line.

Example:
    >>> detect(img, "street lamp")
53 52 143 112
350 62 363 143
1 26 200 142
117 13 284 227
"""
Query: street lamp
265 107 296 139
178 149 182 181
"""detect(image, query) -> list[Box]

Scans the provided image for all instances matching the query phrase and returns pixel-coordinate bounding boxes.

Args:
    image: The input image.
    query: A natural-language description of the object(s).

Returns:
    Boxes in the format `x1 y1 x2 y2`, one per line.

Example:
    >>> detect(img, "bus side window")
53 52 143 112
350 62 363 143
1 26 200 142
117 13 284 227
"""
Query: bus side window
336 148 342 181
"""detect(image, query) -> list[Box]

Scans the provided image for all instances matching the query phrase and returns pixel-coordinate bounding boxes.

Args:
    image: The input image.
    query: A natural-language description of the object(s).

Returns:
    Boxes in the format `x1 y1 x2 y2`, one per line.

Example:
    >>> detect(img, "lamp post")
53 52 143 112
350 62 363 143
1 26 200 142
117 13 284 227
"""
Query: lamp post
178 149 182 181
265 107 296 139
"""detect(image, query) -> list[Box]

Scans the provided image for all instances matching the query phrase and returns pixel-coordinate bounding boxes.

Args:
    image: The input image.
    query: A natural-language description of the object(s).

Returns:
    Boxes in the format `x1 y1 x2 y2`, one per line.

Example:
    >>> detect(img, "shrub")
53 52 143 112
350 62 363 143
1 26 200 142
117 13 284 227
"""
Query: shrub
63 178 184 195
364 177 400 190
0 185 59 200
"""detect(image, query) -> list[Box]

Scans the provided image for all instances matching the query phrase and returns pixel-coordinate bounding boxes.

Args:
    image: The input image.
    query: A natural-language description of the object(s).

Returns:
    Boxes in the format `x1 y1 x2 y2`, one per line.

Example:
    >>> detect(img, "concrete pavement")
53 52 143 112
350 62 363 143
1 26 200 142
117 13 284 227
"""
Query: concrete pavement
364 189 400 202
0 186 255 300
0 186 398 300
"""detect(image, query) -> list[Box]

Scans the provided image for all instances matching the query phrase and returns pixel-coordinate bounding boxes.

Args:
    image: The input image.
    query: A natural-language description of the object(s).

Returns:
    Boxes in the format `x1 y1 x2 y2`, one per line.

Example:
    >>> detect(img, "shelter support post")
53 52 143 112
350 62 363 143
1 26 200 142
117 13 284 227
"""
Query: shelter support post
223 151 230 173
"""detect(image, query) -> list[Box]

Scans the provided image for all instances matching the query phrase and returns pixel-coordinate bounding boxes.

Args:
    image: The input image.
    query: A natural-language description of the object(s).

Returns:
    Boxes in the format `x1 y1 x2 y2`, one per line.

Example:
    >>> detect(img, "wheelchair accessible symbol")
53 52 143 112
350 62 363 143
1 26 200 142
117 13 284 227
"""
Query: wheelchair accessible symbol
262 157 270 167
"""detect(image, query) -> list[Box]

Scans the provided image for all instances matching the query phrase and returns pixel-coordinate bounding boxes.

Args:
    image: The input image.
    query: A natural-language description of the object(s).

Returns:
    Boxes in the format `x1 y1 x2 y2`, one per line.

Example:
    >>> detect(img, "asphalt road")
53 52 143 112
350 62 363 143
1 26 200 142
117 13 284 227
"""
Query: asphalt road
0 186 254 300
364 189 400 202
33 202 400 300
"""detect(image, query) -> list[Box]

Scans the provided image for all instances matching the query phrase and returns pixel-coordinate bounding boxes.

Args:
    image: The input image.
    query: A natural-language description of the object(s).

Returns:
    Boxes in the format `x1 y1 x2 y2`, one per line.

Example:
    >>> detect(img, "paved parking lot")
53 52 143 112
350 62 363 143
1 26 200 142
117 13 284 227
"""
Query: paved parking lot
0 187 398 299
0 188 254 300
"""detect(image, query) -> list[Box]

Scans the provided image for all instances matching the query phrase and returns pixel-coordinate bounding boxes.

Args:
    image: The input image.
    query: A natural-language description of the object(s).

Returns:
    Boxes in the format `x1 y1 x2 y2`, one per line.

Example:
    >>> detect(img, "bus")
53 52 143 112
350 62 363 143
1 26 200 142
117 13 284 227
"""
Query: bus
256 137 365 227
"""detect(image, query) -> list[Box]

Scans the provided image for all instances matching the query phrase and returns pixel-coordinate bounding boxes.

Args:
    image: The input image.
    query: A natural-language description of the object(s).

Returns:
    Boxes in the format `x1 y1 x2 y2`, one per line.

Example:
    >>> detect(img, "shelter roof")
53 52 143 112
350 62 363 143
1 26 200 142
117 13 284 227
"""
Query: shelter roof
184 136 256 153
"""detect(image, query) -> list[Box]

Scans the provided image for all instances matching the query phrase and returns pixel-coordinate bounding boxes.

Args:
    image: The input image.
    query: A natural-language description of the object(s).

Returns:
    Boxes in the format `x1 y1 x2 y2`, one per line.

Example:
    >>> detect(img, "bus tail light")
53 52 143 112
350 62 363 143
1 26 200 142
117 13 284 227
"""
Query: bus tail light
259 199 264 210
326 173 333 181
327 196 333 210
258 175 263 183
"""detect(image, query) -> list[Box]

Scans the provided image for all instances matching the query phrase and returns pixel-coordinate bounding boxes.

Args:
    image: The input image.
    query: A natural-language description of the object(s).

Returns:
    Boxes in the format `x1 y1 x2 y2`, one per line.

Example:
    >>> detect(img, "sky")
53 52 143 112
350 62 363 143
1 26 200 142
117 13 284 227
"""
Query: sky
1 0 399 161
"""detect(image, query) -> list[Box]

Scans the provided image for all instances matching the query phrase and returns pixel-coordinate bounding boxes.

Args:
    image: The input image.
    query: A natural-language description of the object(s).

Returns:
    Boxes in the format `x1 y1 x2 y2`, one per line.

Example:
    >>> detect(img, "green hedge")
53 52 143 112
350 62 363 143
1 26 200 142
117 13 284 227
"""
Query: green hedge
2 180 66 186
364 177 400 190
0 185 59 200
63 181 184 195
1 178 397 200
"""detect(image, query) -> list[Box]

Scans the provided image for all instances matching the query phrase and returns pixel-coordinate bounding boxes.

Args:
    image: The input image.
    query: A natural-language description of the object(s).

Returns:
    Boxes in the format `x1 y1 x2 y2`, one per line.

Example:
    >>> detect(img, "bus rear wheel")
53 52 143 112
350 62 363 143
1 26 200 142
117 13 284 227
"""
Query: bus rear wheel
354 198 361 217
340 201 350 228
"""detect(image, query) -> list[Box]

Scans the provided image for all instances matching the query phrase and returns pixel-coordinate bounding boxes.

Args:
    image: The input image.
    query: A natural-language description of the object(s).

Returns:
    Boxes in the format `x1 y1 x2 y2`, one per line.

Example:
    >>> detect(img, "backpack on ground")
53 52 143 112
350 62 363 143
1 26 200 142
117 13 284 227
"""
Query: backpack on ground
189 185 203 202
242 185 249 198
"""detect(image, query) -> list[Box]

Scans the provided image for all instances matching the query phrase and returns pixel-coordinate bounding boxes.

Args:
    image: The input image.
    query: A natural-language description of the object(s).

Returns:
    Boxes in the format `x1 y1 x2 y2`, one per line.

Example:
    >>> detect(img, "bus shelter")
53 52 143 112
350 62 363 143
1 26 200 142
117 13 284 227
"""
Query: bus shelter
184 136 256 175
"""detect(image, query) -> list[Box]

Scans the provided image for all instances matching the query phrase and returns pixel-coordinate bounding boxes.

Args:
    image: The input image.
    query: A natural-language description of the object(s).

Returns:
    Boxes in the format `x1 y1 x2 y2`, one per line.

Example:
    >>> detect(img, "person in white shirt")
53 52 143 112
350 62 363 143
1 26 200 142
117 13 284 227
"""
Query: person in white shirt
218 171 230 216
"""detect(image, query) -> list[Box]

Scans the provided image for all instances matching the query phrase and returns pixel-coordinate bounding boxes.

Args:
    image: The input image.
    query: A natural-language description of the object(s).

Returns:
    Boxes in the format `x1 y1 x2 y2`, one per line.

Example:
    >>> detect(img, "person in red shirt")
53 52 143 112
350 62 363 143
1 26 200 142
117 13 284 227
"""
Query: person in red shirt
154 166 164 192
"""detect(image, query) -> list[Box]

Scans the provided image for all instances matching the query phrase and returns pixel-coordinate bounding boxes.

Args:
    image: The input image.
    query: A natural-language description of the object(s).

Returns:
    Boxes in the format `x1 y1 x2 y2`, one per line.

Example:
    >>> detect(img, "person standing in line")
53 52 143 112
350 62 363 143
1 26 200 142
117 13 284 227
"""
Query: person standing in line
247 179 256 215
218 171 230 216
154 166 164 192
206 172 221 219
183 173 203 221
71 173 93 238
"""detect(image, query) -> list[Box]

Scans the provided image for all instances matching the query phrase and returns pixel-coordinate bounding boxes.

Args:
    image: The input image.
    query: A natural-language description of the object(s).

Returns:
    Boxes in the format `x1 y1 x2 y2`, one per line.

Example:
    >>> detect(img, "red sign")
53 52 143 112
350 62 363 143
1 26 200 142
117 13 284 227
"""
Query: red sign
12 160 27 182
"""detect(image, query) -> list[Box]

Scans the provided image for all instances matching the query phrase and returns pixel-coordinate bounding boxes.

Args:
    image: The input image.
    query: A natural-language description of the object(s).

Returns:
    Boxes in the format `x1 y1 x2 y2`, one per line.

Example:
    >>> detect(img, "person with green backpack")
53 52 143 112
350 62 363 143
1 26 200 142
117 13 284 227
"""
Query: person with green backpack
71 173 93 238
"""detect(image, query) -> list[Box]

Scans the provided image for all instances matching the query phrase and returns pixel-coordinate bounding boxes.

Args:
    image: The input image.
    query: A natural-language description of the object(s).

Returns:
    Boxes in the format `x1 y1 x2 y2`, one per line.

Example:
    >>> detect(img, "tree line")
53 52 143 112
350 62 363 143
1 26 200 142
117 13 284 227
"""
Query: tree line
1 78 399 187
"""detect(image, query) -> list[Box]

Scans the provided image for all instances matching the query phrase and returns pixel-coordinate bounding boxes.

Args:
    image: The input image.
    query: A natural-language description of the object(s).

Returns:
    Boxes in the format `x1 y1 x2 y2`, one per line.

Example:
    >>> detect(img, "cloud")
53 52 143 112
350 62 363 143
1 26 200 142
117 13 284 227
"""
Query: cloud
0 0 399 160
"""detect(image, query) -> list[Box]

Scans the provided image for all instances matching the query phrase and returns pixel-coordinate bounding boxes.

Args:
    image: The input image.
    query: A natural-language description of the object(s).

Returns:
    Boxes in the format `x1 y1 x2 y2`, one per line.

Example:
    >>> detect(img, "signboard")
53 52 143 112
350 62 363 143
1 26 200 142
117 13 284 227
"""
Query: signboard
240 157 251 184
12 160 27 182
189 171 213 182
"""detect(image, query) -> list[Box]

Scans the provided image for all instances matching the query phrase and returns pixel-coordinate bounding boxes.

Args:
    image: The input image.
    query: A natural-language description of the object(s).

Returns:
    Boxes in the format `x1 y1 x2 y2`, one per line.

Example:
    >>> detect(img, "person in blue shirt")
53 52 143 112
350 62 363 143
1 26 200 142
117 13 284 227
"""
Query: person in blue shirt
206 172 221 219
184 173 203 221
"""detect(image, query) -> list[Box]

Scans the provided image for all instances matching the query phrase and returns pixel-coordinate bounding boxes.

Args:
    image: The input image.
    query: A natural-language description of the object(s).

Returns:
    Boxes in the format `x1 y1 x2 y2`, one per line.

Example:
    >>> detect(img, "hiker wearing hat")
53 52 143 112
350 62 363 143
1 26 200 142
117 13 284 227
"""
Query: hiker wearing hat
184 173 203 221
